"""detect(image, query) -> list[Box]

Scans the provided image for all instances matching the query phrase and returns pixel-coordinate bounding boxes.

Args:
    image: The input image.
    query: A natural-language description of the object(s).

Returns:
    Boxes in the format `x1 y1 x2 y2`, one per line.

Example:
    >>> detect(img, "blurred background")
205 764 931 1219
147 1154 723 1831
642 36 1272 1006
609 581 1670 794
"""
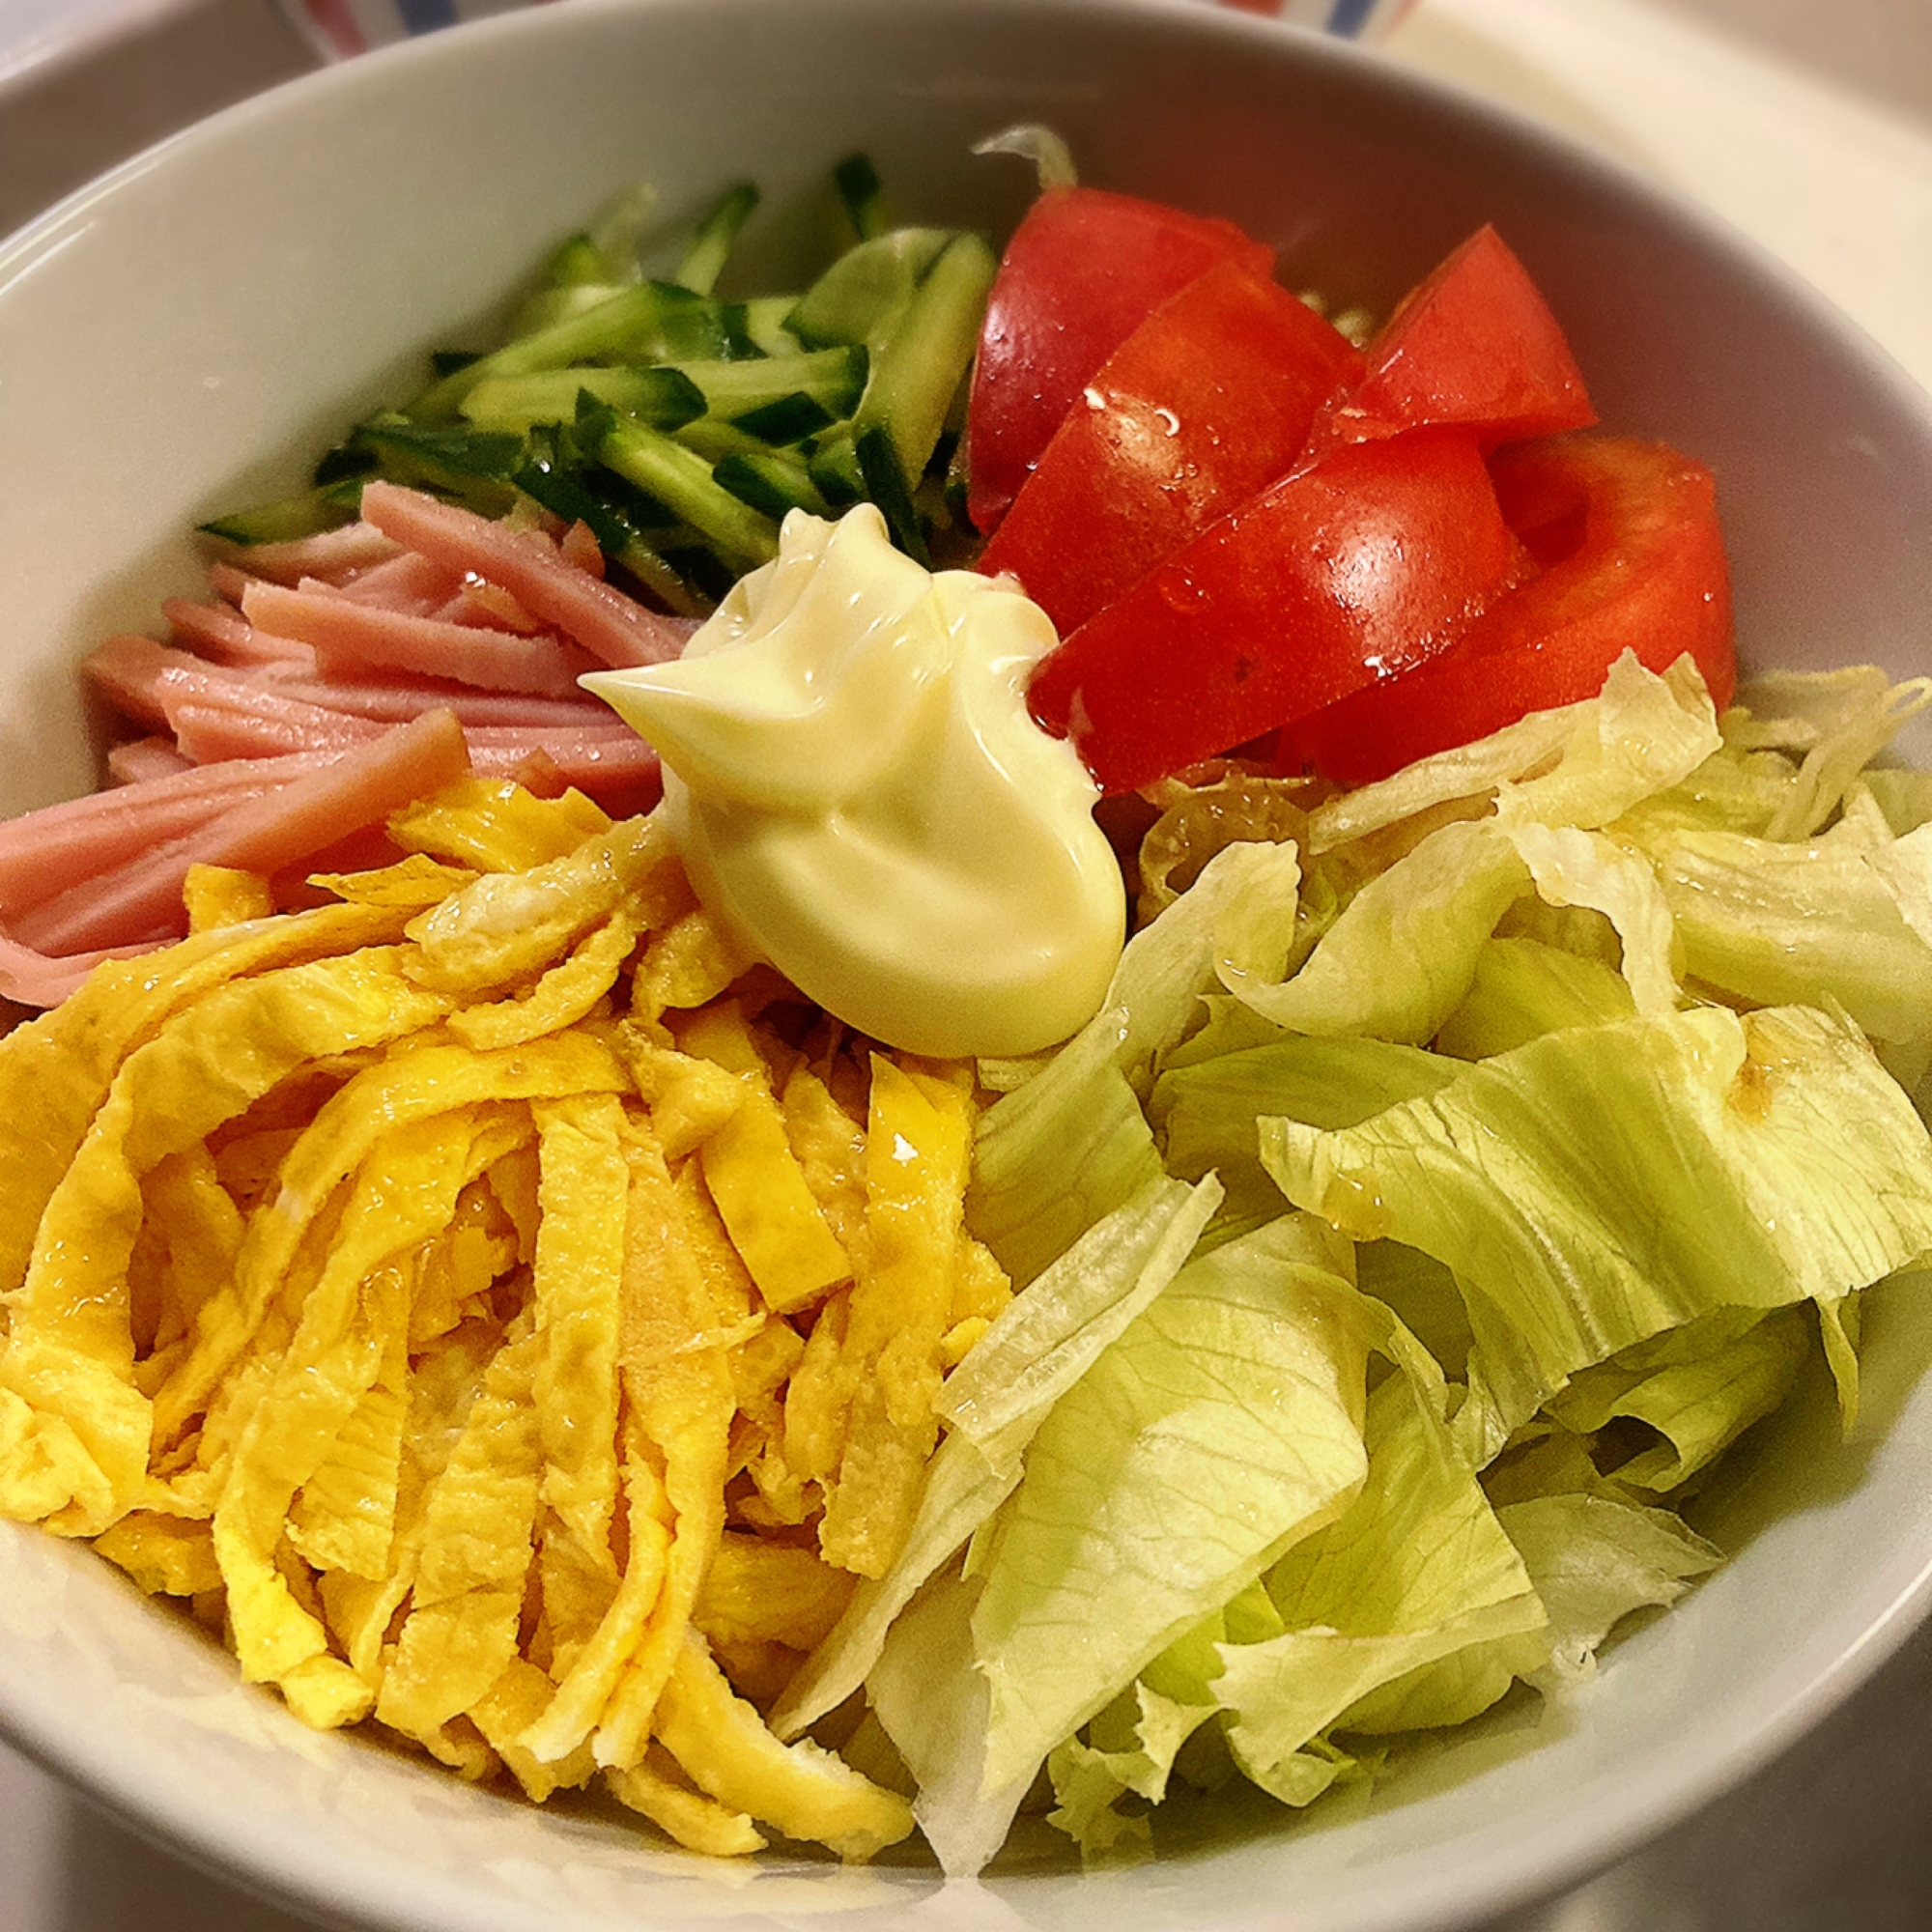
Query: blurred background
0 1 1928 1926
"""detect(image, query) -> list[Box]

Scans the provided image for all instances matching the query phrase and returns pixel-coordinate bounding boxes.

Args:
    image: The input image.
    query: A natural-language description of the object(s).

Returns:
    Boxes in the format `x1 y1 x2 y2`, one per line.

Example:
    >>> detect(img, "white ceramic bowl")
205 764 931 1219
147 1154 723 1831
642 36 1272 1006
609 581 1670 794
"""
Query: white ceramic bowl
3 3 1931 1928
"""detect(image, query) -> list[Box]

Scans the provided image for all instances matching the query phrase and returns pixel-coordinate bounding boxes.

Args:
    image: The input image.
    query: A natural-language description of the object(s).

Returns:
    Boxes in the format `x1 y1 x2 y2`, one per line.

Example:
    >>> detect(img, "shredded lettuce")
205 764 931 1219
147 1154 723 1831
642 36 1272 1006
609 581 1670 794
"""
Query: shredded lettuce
963 1215 1372 1791
1262 1004 1932 1458
784 661 1932 1874
1496 1492 1722 1688
969 839 1300 1286
1212 1377 1548 1803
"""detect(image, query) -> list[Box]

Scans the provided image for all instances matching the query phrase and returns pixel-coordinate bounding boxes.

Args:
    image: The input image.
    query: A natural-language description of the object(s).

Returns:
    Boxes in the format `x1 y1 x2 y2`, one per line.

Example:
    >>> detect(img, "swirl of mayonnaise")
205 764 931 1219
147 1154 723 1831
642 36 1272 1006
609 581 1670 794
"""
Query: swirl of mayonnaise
582 505 1124 1058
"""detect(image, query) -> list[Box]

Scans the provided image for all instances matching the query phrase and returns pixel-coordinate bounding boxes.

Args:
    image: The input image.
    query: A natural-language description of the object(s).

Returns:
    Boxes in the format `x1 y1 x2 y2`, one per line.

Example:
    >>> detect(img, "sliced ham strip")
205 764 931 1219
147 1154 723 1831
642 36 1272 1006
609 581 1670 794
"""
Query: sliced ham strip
241 579 597 696
167 698 381 763
0 752 334 914
213 520 401 586
0 762 301 910
85 633 192 727
86 635 381 751
560 519 605 579
162 596 314 668
332 548 465 614
106 738 194 786
4 749 329 831
13 708 470 956
508 745 570 798
359 481 687 670
207 561 254 606
268 675 611 730
0 932 161 1009
464 724 662 806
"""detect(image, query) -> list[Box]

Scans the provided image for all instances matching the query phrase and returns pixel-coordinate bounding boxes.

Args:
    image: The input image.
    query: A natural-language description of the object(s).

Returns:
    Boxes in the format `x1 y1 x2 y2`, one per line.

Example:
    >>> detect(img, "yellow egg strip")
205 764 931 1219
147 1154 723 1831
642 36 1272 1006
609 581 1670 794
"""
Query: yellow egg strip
631 907 755 1028
216 1111 528 1682
528 1093 628 1612
693 1533 856 1652
286 1340 408 1579
0 899 410 1292
405 814 681 994
375 1318 546 1744
322 1317 505 1686
91 1510 221 1598
681 1006 852 1315
605 1747 767 1859
518 1436 671 1767
134 1148 245 1386
154 1033 628 1446
779 1064 871 1276
183 865 276 934
652 1629 914 1860
471 1657 598 1804
389 776 610 874
816 1059 974 1578
583 1123 738 1771
447 908 644 1052
311 853 479 908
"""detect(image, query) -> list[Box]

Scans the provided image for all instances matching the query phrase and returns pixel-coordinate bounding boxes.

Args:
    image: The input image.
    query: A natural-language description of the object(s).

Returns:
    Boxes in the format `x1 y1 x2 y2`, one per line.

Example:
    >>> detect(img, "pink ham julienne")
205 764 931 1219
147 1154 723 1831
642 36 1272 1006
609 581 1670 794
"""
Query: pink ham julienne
0 486 696 1009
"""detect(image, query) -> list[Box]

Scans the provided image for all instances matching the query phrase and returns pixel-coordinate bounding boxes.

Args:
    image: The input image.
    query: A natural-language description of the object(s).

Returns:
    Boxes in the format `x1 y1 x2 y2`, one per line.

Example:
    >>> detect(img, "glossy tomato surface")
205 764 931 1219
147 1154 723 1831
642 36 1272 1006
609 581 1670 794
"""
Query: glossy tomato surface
1308 224 1598 455
962 185 1268 533
1288 433 1735 783
978 256 1361 635
1028 427 1531 793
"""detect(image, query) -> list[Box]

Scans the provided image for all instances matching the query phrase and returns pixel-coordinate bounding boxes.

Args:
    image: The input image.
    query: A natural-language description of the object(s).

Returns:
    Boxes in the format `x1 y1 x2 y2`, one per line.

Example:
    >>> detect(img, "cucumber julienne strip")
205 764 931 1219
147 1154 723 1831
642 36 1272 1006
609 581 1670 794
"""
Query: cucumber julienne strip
208 154 993 596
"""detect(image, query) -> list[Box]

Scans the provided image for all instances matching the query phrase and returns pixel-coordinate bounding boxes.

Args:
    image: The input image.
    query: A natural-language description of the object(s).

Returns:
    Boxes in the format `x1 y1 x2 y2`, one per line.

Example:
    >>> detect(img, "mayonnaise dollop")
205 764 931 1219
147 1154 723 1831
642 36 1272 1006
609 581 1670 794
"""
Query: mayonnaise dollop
582 505 1124 1059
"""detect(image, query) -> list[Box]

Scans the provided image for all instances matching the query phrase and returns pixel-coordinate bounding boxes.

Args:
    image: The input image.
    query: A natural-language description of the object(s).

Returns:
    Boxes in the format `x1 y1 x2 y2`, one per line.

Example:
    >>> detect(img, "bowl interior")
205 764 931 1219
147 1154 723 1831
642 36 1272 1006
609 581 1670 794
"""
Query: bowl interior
3 3 1932 1929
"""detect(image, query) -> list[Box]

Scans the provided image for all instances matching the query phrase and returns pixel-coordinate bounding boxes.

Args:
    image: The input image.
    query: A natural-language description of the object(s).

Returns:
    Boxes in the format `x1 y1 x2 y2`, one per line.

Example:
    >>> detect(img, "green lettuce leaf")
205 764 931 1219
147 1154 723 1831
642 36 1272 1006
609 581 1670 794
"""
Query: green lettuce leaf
965 1214 1374 1797
1210 1377 1548 1801
865 1565 1027 1876
1656 818 1932 1054
1229 818 1530 1043
1506 822 1682 1016
1546 1303 1813 1492
1724 667 1932 839
1861 767 1932 837
1496 1492 1722 1686
969 839 1299 1285
1151 1032 1458 1245
1303 653 1720 857
1261 1004 1932 1461
1435 934 1635 1061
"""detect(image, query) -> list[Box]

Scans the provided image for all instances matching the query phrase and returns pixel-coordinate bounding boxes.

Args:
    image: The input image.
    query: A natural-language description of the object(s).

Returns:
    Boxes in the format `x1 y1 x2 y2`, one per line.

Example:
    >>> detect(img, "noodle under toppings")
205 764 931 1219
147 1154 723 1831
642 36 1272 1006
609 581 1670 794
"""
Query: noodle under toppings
0 774 1017 1860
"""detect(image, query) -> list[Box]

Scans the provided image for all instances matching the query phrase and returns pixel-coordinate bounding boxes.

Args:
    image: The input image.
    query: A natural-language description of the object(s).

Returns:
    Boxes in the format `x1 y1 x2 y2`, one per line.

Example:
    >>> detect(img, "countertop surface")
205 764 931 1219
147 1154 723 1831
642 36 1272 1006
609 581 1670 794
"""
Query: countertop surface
2 0 1931 1926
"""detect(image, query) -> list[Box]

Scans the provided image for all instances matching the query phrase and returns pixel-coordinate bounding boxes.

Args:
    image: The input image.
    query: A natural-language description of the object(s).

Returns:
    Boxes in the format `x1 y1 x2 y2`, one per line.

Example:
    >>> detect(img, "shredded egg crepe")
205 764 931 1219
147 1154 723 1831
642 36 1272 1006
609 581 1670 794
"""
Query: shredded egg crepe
0 774 1015 1860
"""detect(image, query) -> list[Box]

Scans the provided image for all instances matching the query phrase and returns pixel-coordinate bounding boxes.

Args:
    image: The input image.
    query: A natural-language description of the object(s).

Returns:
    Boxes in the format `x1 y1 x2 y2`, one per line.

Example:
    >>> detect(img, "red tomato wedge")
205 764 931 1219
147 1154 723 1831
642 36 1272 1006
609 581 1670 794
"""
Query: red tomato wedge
1308 225 1597 456
964 185 1270 534
977 258 1364 637
1027 428 1532 795
1287 435 1735 785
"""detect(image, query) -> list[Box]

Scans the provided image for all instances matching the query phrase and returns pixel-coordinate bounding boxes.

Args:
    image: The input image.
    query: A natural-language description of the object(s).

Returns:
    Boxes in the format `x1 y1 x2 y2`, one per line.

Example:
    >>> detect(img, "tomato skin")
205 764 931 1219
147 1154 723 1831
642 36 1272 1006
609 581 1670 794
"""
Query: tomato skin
1027 429 1532 796
978 258 1363 637
1286 435 1735 785
1308 225 1597 456
964 186 1270 535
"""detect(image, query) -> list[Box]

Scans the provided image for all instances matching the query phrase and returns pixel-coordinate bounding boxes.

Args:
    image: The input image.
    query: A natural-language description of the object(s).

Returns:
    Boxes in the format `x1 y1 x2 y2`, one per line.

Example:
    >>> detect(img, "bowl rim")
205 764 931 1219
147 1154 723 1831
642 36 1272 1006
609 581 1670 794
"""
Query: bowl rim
3 3 1932 1930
